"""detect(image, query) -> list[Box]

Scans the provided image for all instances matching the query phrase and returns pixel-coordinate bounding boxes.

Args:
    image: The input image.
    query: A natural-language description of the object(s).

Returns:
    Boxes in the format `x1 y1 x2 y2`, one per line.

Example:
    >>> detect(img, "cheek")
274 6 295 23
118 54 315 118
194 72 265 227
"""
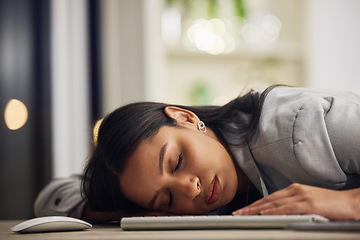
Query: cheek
119 175 152 208
184 142 229 178
185 135 214 162
192 140 228 166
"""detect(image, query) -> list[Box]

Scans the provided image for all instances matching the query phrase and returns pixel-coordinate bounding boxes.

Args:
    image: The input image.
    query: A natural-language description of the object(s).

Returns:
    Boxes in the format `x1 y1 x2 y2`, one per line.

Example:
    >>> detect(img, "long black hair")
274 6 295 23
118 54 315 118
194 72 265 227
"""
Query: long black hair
82 85 278 213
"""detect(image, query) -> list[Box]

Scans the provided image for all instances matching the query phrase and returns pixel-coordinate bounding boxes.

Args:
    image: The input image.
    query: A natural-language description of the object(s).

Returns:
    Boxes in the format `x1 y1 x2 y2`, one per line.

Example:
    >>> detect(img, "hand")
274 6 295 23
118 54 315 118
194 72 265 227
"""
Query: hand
232 183 360 221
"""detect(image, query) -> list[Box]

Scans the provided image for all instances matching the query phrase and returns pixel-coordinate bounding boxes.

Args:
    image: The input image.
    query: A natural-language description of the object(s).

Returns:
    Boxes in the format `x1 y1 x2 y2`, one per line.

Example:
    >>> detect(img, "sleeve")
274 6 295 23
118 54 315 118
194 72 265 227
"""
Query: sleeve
291 95 344 181
33 175 86 219
324 92 360 175
290 90 360 187
253 88 360 191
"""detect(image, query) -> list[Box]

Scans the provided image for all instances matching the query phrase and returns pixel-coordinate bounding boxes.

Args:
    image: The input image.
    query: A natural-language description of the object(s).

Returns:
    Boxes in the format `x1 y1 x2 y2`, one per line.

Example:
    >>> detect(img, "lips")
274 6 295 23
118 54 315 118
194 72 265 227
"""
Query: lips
206 176 221 205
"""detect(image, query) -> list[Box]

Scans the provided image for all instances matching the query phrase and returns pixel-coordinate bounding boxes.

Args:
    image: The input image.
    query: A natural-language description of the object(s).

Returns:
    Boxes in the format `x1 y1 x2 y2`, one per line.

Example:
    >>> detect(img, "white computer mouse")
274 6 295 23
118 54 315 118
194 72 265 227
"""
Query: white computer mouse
11 216 92 233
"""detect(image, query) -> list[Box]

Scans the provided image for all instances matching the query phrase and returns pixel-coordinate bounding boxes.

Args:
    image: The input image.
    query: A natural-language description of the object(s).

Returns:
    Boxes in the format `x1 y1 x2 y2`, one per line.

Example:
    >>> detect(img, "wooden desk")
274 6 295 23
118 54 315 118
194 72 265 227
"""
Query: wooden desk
1 220 360 240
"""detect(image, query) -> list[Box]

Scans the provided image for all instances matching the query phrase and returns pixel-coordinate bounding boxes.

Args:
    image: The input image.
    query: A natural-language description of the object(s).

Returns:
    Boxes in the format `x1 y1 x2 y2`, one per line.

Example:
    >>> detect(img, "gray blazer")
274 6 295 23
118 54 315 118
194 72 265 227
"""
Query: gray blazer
230 87 360 196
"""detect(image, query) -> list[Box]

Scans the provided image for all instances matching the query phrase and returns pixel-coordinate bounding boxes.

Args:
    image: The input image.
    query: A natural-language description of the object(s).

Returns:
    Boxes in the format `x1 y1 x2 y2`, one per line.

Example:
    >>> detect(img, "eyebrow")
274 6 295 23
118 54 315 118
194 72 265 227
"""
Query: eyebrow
158 142 167 175
149 143 168 209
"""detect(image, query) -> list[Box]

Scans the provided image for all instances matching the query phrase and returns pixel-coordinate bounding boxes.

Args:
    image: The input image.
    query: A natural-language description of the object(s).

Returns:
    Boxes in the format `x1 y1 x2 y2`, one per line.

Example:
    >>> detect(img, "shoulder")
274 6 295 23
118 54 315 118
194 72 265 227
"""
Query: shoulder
249 87 360 190
263 87 360 107
255 87 334 144
259 87 360 133
255 87 360 146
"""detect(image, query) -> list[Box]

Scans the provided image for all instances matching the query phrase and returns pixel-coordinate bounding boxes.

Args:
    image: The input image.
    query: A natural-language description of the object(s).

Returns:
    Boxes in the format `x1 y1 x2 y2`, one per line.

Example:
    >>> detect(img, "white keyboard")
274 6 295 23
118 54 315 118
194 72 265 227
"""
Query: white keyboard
120 214 329 230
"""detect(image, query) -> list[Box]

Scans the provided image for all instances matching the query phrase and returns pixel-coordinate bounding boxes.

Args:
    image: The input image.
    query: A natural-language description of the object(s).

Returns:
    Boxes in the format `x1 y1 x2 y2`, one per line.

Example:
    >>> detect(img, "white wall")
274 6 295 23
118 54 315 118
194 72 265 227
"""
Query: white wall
304 0 360 90
51 0 91 177
101 0 165 115
50 0 164 178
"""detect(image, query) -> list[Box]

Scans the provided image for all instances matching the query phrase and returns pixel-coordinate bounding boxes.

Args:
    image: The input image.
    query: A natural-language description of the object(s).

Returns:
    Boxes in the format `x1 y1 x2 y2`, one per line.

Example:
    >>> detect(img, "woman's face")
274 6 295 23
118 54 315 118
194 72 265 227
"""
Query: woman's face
118 118 239 214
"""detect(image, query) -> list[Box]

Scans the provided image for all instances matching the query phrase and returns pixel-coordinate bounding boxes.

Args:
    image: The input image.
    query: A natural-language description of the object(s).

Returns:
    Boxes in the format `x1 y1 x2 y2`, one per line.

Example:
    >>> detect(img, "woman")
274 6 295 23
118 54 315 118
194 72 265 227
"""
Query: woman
35 86 360 222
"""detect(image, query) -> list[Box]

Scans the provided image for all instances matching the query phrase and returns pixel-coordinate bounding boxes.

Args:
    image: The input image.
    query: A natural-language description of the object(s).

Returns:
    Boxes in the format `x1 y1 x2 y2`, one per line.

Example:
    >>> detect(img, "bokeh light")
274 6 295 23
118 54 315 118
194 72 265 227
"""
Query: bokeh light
4 99 28 130
161 5 283 54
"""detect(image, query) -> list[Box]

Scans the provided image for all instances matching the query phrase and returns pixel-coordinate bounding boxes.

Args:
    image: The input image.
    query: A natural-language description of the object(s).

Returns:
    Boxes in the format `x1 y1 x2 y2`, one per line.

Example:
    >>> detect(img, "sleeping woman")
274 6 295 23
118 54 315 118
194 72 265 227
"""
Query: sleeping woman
34 85 360 222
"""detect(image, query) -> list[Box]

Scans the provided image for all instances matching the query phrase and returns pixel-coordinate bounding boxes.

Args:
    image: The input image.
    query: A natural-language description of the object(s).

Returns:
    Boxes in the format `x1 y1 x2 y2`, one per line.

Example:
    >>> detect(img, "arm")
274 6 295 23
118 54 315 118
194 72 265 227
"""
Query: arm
233 183 360 221
234 90 360 221
34 175 86 219
34 175 121 222
35 175 172 223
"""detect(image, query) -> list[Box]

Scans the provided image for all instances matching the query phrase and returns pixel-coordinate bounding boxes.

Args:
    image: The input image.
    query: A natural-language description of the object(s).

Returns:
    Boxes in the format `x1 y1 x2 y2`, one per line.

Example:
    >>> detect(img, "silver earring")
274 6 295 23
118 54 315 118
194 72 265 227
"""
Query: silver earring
197 121 206 133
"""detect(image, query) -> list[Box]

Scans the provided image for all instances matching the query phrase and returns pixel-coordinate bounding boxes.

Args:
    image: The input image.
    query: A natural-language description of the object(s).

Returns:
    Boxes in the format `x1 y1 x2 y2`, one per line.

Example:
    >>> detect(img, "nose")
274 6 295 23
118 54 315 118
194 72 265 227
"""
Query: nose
171 175 201 199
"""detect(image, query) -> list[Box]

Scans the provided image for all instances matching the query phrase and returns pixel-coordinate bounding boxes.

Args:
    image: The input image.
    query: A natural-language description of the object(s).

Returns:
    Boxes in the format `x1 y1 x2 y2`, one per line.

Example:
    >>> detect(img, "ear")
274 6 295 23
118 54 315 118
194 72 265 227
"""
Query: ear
164 106 200 129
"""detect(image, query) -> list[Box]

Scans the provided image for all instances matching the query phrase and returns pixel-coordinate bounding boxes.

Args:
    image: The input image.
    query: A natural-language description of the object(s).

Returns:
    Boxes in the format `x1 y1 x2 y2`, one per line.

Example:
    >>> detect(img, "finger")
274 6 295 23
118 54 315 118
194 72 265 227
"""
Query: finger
234 200 308 216
259 201 310 216
244 188 294 209
233 194 303 216
247 187 295 208
233 184 308 215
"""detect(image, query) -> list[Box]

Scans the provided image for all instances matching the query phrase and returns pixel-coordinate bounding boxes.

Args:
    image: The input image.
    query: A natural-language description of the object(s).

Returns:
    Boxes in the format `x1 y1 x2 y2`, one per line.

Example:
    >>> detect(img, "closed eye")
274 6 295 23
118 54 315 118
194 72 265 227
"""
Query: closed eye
174 152 183 172
168 191 173 209
168 153 183 209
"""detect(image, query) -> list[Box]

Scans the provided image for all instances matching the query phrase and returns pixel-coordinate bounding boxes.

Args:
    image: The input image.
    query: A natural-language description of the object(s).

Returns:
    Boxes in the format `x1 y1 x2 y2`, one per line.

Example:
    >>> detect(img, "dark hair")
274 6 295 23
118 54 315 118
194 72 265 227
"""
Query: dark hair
82 85 278 213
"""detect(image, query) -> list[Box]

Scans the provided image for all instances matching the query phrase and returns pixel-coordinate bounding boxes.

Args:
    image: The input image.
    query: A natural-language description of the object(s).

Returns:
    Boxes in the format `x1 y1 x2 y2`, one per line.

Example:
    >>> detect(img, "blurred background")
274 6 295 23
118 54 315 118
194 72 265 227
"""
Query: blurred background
0 0 359 219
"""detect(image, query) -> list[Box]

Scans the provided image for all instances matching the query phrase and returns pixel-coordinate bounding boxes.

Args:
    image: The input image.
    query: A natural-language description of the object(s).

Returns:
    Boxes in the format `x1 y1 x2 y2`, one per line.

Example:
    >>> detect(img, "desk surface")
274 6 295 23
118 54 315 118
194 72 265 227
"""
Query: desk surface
1 220 360 240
